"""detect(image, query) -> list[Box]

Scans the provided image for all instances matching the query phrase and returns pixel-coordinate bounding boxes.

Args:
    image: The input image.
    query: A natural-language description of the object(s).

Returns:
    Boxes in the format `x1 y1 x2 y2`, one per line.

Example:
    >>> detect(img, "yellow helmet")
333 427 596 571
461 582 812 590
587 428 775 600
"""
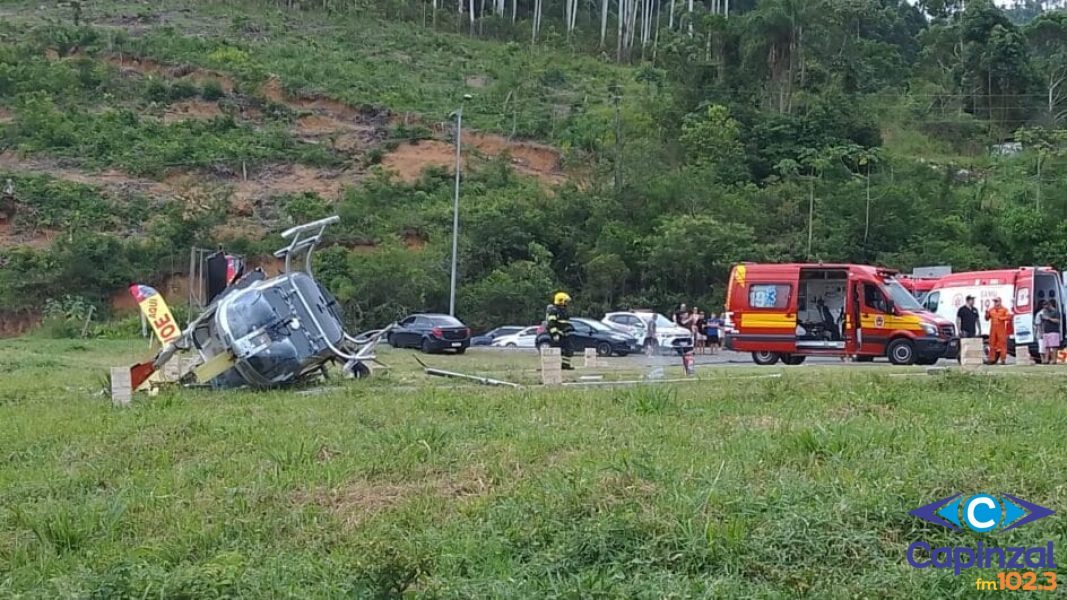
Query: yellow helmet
554 291 571 305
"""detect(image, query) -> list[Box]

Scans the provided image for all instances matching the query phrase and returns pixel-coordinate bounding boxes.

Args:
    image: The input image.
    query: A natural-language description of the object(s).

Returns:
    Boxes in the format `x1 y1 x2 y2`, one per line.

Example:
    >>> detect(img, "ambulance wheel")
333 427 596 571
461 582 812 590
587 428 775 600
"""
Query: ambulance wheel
537 340 551 351
782 355 806 366
887 338 916 365
752 351 781 366
596 342 613 357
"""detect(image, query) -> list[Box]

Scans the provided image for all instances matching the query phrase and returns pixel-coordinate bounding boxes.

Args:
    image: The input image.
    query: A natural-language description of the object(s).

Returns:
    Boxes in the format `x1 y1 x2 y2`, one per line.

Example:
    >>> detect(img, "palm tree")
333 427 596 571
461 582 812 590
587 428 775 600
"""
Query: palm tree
742 0 821 114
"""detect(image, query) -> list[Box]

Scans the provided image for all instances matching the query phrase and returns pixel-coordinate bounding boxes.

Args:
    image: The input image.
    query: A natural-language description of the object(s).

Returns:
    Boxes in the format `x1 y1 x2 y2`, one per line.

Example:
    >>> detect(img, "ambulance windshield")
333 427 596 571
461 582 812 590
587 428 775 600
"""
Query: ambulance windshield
883 278 925 312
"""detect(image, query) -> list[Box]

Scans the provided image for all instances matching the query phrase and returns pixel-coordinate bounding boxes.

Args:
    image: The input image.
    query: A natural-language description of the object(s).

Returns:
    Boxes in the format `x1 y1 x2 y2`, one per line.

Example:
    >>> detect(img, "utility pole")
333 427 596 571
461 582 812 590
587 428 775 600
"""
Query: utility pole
449 94 472 317
1036 151 1043 212
611 85 622 195
807 176 815 260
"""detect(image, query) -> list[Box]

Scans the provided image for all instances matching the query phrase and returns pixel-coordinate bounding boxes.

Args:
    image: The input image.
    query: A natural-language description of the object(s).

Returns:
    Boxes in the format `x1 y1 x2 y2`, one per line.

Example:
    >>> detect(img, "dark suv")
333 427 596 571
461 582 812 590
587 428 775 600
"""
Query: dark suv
387 314 471 354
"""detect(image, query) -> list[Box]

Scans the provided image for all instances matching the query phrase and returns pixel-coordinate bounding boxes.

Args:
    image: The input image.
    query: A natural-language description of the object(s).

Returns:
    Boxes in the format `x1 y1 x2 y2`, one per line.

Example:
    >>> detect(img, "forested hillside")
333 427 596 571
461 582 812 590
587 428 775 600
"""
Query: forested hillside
1 0 1066 331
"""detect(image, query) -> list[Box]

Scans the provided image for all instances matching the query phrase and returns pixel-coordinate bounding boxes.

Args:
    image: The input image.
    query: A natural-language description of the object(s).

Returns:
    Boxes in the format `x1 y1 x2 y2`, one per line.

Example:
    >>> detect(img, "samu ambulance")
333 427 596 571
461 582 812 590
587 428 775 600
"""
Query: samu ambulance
920 267 1067 357
723 263 957 365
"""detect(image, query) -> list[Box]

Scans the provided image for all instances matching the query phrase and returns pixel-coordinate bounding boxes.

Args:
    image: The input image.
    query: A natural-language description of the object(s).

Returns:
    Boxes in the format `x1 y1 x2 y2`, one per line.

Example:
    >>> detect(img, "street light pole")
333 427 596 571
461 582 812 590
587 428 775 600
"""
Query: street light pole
449 94 471 317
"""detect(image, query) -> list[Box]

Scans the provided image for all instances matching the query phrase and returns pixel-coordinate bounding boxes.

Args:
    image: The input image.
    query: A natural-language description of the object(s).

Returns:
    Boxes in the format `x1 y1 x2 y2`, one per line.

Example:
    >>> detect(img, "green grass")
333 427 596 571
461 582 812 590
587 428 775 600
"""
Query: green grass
1 337 1065 598
1 0 637 146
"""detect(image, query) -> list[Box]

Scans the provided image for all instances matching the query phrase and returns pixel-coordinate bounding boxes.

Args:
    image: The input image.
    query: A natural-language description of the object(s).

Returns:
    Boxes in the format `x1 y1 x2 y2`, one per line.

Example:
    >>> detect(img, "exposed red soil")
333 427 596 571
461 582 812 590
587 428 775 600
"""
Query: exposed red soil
103 56 565 184
381 136 564 185
231 164 361 204
0 220 56 249
262 76 368 122
0 311 40 338
468 133 562 180
380 140 459 182
107 54 235 93
0 151 173 198
162 99 224 124
0 54 568 265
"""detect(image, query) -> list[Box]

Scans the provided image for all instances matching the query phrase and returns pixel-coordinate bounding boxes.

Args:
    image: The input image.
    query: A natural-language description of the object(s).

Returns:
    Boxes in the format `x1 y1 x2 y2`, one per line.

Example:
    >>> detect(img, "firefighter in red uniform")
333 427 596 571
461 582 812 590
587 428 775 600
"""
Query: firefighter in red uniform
546 291 575 370
986 297 1011 365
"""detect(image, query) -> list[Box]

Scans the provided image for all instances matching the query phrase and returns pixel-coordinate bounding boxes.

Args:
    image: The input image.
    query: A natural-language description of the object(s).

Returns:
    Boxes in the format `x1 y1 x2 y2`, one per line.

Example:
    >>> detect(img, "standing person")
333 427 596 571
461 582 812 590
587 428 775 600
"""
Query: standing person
956 295 980 338
674 303 689 328
1034 300 1047 362
644 312 658 356
1040 299 1061 365
706 312 721 355
985 297 1011 365
546 291 575 370
694 309 706 354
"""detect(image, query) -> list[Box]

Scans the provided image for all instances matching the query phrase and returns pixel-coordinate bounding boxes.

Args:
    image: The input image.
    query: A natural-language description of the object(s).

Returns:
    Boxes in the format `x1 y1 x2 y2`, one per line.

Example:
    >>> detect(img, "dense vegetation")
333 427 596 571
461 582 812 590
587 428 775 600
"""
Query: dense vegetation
0 0 1066 331
1 339 1065 597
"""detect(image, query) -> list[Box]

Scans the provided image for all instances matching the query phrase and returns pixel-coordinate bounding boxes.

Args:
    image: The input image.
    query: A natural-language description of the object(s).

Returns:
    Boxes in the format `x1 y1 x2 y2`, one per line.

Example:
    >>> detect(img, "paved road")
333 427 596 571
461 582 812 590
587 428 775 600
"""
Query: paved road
472 346 961 368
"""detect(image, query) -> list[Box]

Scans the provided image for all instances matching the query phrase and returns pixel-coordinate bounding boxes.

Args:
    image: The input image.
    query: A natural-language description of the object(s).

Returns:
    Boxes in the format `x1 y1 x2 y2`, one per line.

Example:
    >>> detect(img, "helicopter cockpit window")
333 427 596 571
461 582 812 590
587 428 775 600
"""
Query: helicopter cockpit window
224 289 287 341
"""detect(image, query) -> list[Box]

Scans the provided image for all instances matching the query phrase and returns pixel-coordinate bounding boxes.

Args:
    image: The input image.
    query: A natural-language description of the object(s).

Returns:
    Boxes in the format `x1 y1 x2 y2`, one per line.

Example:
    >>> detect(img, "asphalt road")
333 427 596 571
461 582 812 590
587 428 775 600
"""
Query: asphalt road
471 346 963 368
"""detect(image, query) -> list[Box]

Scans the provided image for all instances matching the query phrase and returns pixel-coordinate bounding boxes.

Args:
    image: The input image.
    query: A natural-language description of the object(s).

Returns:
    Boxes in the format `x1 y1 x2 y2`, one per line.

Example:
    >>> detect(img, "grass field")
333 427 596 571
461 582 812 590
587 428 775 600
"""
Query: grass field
1 337 1066 598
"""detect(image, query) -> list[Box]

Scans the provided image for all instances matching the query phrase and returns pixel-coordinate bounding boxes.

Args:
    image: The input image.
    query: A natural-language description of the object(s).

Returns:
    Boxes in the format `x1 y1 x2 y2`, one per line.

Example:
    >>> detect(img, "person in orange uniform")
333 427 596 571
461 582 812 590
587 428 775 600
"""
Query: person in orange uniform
985 297 1012 365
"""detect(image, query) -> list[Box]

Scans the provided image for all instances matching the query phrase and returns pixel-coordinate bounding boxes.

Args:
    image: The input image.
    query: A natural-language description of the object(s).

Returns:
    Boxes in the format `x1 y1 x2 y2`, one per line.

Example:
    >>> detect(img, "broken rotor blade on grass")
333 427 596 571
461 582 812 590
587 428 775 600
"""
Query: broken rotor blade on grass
413 356 522 388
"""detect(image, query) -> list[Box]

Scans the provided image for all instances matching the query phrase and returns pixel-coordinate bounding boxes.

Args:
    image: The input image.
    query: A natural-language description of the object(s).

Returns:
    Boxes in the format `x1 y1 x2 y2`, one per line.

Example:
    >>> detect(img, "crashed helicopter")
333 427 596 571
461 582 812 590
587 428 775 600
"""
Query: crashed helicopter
118 216 387 397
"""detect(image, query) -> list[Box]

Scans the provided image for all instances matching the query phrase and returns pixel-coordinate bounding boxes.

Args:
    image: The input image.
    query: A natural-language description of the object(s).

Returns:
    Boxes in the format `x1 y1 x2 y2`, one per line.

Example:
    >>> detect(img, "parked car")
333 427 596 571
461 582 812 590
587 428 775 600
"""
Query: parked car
491 325 541 348
387 313 471 354
603 311 693 355
471 325 524 346
535 317 638 356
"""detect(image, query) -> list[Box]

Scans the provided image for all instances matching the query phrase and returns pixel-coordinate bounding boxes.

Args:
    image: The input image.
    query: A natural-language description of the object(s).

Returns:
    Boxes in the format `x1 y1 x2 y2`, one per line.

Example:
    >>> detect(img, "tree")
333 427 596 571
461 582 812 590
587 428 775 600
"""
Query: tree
678 104 747 183
917 0 965 21
644 215 760 298
1025 11 1067 125
742 0 822 114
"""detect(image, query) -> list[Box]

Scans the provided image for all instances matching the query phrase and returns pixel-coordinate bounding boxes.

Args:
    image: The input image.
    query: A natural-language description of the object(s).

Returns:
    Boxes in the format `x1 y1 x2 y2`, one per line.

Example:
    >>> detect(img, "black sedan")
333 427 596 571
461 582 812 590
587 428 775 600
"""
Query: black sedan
388 314 471 354
535 317 638 357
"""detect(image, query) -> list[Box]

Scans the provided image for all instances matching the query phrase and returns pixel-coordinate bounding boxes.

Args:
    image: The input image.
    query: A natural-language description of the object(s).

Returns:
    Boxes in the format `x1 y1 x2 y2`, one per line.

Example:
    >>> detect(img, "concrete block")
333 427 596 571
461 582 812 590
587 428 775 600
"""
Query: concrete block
583 348 597 368
959 339 984 367
1015 350 1034 366
540 347 562 386
110 367 132 407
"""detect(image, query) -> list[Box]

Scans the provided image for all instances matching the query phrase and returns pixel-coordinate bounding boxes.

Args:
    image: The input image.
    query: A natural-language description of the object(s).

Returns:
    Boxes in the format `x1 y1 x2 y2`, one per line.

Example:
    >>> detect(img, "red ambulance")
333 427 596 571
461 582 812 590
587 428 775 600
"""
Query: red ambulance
723 263 958 365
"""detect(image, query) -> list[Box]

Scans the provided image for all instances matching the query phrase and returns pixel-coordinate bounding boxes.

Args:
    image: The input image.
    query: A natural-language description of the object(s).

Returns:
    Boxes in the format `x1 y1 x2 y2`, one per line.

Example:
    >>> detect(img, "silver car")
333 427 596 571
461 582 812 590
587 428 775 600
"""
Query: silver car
603 311 693 355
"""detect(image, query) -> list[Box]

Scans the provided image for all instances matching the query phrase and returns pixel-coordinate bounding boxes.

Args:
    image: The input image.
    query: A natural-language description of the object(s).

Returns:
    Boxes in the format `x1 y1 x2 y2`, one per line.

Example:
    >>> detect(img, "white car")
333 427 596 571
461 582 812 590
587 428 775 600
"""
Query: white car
491 325 541 348
602 311 693 355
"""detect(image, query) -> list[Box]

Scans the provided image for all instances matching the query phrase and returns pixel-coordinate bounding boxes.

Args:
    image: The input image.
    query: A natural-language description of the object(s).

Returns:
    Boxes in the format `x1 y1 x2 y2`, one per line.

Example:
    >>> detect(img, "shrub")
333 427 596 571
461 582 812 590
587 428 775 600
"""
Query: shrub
393 123 433 143
168 79 199 101
143 77 169 103
94 315 144 340
284 192 331 223
364 147 385 165
39 295 96 338
201 79 226 101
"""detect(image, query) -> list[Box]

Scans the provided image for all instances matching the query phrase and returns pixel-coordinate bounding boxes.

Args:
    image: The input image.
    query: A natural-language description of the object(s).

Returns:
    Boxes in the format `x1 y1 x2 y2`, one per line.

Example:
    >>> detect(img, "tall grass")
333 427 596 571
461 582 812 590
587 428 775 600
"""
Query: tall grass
1 339 1064 597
